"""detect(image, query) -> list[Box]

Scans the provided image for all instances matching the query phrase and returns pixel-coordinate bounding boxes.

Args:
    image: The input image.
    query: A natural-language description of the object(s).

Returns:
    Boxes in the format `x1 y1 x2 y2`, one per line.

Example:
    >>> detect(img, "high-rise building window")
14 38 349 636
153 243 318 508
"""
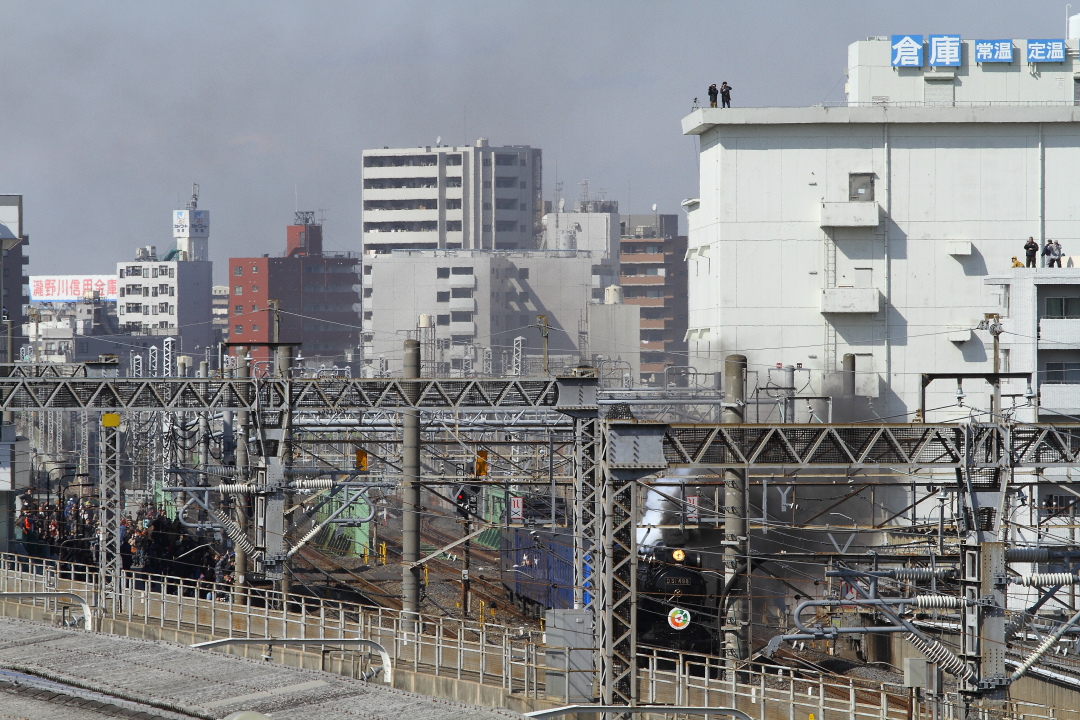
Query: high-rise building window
446 221 462 231
436 314 450 326
234 266 243 276
234 325 243 334
233 286 242 295
436 291 450 302
436 267 450 279
235 305 242 315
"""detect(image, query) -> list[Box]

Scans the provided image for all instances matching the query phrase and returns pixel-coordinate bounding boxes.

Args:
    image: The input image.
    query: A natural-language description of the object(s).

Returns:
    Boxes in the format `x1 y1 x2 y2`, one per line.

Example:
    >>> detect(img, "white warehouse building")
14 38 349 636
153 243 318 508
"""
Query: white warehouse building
683 34 1080 422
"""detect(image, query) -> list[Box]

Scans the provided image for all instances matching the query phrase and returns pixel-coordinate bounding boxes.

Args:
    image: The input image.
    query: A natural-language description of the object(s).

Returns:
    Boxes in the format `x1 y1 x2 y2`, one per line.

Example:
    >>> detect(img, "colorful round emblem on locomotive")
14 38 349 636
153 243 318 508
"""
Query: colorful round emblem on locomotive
667 607 691 630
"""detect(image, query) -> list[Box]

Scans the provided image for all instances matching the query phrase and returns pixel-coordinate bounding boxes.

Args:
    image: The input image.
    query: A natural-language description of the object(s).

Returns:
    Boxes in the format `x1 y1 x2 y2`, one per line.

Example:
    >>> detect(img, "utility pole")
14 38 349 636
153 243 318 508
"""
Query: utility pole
722 354 749 670
455 483 473 613
537 315 550 375
270 299 281 344
401 339 422 627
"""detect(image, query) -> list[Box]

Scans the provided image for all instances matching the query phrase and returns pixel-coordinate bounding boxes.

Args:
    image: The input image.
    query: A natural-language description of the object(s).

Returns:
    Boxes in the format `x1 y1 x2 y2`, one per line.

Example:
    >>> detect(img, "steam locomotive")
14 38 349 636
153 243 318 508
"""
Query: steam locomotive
500 527 718 653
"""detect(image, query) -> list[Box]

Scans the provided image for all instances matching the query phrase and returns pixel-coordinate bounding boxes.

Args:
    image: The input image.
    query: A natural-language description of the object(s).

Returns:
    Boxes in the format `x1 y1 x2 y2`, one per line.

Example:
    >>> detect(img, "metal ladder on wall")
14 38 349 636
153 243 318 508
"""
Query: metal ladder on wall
824 230 837 371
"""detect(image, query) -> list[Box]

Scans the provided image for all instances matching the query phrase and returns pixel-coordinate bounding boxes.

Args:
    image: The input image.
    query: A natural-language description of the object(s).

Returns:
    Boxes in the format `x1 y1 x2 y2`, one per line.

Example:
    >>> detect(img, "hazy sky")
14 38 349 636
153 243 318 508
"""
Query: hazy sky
0 1 1068 281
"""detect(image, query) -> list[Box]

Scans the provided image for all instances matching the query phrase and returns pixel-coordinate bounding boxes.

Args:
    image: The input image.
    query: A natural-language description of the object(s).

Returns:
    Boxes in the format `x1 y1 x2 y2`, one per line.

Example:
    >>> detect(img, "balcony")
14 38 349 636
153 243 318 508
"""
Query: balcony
820 202 880 228
449 297 476 312
620 275 665 285
821 288 881 314
448 321 476 336
1040 384 1080 415
449 275 476 290
1039 318 1080 350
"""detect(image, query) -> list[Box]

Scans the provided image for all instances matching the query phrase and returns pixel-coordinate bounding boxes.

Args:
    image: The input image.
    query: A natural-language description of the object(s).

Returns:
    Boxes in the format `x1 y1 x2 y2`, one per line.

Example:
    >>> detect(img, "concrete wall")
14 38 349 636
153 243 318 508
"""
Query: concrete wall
587 302 640 380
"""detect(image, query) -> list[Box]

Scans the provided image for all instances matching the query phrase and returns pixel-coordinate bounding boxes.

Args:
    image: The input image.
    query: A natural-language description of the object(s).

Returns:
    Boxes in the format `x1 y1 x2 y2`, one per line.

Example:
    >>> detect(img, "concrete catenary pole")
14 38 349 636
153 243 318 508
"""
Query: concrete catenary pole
842 353 856 398
275 343 294 600
402 340 422 626
233 354 249 593
197 361 210 468
722 354 749 667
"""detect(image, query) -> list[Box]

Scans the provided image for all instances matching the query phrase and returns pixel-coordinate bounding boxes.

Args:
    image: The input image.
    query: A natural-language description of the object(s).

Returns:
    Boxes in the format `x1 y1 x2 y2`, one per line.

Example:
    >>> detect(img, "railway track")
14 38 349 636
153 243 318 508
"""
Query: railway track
288 509 532 626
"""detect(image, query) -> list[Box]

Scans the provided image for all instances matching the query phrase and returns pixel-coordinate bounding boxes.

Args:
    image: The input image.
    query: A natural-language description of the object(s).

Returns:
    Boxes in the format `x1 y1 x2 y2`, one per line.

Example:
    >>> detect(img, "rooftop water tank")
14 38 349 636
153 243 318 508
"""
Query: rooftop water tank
1070 13 1080 39
604 285 624 305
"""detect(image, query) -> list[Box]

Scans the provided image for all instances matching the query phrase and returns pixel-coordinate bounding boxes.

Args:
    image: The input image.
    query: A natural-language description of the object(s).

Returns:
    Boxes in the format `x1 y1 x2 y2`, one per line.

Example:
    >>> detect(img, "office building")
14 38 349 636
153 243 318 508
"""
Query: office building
0 196 31 362
619 214 688 385
230 212 361 364
362 139 542 253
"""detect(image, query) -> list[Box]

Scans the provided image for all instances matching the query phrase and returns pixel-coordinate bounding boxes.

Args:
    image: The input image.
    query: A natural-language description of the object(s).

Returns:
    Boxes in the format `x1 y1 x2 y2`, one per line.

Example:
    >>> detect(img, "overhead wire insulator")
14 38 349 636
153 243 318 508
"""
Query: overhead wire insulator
905 632 973 680
911 595 965 609
1007 547 1051 563
1018 573 1080 587
890 568 953 581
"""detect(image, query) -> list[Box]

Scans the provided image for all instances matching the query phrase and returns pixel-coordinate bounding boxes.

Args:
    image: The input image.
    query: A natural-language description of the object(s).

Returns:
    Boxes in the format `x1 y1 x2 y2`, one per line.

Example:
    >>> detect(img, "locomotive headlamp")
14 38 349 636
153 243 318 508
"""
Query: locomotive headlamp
672 549 686 562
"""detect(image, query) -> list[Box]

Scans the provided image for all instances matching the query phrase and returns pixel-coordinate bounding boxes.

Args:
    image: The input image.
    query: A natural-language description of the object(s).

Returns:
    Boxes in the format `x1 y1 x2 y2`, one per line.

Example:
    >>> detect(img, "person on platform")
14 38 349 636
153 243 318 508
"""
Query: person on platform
708 83 718 108
1051 240 1064 268
720 81 733 108
1011 256 1025 268
1025 237 1039 268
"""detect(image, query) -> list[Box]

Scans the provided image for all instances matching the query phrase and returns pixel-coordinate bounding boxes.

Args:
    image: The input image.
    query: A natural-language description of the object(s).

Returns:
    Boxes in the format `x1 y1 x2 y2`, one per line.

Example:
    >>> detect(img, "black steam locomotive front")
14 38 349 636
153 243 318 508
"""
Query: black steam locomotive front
636 547 718 654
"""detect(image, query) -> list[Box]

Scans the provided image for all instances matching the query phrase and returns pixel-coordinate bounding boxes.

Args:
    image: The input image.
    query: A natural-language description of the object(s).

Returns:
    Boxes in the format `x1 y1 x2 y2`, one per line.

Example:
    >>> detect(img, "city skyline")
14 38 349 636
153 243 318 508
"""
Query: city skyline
0 0 1068 281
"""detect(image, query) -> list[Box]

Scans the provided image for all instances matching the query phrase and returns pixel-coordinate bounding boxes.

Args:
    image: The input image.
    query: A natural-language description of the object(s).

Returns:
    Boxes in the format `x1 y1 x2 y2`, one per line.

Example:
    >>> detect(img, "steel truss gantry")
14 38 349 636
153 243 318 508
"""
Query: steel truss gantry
14 370 1080 707
598 420 1080 706
0 377 562 412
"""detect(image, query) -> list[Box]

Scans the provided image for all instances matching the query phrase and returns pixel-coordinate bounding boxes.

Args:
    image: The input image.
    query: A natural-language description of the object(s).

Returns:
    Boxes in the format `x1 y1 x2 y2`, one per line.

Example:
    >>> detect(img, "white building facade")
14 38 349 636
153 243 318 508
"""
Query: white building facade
683 35 1080 421
362 248 615 376
117 255 213 354
362 139 542 253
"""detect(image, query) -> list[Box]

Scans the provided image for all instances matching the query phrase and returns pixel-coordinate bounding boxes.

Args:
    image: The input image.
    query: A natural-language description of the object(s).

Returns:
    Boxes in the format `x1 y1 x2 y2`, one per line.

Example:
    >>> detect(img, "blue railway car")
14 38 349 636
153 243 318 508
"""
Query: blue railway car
500 527 585 616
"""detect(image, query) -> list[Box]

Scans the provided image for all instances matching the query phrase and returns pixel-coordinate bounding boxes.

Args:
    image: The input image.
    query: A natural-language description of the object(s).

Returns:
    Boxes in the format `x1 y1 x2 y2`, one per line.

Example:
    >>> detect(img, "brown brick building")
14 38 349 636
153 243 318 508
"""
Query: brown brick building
619 214 688 385
229 213 361 365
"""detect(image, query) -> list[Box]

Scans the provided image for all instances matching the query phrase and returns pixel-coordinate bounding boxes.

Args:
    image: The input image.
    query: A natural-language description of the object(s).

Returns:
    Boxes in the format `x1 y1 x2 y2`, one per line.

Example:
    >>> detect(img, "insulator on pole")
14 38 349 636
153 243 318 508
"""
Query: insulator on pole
1006 547 1051 563
905 632 973 679
890 568 953 581
1018 573 1080 587
911 595 965 609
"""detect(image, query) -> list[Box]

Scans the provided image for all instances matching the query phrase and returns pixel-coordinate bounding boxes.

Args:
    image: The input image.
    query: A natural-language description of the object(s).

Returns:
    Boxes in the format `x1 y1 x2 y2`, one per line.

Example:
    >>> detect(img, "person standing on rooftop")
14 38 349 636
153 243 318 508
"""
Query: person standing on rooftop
708 83 718 108
720 82 733 108
1025 237 1039 268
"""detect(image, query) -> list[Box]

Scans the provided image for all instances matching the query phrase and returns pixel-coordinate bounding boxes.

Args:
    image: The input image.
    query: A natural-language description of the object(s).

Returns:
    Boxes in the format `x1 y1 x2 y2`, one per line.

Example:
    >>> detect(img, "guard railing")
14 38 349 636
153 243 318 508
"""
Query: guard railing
2 552 1080 719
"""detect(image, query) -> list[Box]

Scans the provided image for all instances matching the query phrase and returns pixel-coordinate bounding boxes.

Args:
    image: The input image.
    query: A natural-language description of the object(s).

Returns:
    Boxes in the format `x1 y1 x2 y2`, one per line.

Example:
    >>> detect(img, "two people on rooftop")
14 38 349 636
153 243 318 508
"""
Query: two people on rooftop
708 82 732 108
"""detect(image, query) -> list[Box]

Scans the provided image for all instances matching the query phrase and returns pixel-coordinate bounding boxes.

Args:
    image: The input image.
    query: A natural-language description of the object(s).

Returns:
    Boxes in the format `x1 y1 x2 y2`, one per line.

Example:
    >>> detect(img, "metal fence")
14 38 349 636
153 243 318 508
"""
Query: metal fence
2 553 1079 720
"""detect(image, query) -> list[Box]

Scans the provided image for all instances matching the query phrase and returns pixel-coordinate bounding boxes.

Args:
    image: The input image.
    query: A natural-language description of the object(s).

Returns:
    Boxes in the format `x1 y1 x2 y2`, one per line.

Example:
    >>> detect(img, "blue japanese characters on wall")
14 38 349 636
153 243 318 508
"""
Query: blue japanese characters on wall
890 35 1065 67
